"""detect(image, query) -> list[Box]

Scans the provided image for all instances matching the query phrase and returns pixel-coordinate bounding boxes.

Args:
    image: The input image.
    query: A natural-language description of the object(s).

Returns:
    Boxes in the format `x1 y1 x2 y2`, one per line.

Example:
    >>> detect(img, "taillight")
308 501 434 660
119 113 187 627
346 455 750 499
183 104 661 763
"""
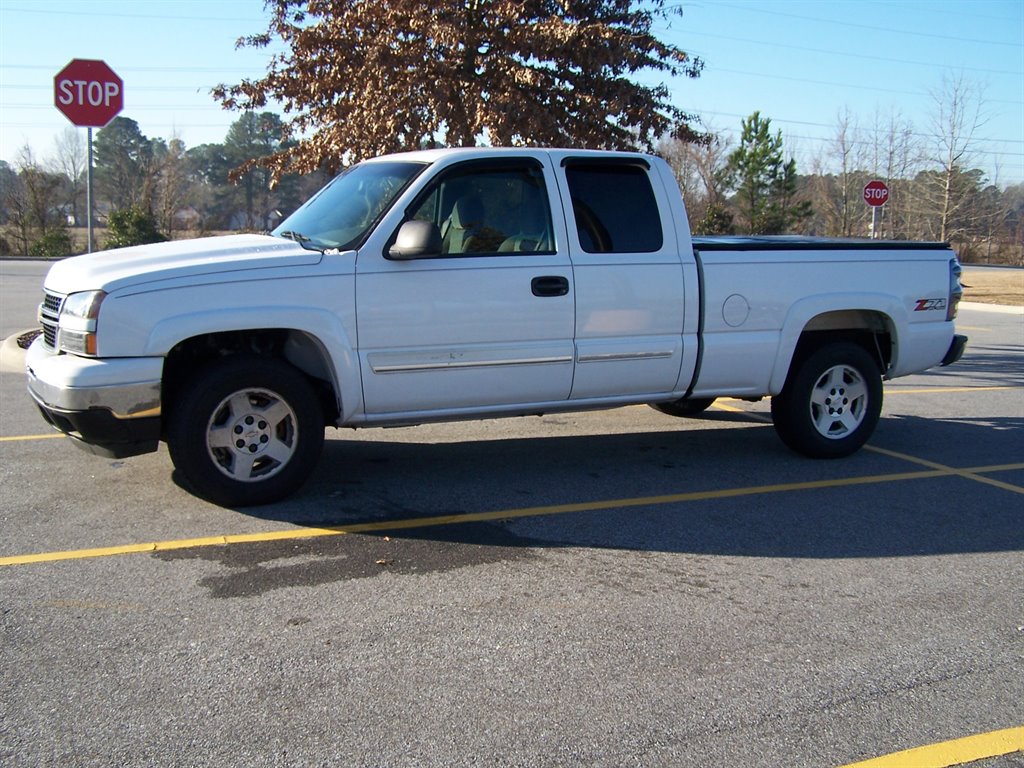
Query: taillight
947 258 963 321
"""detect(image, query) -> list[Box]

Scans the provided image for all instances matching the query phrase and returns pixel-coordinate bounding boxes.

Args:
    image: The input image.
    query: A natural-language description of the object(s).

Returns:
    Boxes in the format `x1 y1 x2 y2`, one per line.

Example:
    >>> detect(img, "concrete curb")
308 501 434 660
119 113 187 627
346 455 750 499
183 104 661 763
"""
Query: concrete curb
960 301 1024 316
0 331 29 373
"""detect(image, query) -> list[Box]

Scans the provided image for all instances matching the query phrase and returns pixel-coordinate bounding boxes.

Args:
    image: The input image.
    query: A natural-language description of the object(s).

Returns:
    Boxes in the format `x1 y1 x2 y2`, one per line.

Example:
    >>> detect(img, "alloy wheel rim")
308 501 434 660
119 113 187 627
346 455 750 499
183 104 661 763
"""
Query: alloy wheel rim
205 388 298 481
808 364 868 439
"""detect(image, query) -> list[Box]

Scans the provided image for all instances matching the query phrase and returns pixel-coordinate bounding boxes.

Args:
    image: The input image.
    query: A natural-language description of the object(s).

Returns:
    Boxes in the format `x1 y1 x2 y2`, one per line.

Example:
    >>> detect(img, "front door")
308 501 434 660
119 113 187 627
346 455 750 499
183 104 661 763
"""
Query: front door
356 157 575 417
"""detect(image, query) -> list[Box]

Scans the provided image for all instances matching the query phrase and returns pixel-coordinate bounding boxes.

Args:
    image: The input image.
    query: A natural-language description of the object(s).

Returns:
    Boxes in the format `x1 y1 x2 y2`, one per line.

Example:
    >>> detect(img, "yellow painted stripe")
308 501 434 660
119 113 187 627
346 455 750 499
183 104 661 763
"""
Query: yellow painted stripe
2 461 1023 568
839 725 1024 768
867 446 1024 494
715 400 1024 494
714 400 770 420
0 433 65 442
884 386 1017 394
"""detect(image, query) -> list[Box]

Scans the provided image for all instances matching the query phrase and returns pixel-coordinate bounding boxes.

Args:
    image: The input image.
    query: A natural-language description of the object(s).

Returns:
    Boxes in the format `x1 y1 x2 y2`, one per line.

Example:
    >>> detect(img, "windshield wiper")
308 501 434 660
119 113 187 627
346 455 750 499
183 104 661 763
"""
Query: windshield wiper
277 230 325 253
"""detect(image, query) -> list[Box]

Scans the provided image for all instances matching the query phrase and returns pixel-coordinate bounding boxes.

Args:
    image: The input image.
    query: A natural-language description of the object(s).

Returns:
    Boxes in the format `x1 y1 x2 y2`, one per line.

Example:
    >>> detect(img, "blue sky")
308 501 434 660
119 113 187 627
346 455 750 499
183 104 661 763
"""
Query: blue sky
1 0 1021 185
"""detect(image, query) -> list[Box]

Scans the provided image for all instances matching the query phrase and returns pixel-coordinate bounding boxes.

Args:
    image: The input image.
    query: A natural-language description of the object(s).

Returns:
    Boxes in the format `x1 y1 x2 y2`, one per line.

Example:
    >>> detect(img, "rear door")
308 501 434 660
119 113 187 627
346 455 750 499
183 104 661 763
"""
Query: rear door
553 156 687 400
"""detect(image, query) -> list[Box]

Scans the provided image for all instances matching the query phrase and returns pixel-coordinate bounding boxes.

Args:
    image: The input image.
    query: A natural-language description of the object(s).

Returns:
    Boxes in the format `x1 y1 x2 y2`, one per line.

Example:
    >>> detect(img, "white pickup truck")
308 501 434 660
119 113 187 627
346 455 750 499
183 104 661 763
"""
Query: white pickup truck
27 148 967 506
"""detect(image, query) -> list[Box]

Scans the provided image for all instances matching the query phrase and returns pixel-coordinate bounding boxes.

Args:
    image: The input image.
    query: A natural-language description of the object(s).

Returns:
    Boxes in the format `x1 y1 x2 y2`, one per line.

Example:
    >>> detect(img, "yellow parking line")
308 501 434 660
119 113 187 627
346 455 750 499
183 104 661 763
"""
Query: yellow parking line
2 390 1019 566
838 725 1024 768
2 461 1022 568
714 398 1024 495
0 433 65 442
715 400 771 420
867 445 1024 495
884 386 1017 394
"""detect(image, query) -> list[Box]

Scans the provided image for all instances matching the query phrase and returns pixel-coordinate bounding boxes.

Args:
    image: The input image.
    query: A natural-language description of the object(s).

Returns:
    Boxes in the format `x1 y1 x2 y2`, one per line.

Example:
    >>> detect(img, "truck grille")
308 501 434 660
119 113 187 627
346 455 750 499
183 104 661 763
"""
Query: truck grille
39 290 64 349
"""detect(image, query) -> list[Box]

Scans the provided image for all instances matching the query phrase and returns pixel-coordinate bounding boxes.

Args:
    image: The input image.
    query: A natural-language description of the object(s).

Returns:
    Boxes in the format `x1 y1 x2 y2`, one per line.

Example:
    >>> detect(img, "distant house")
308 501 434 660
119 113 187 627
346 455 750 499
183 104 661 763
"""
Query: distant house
227 209 284 232
173 207 202 230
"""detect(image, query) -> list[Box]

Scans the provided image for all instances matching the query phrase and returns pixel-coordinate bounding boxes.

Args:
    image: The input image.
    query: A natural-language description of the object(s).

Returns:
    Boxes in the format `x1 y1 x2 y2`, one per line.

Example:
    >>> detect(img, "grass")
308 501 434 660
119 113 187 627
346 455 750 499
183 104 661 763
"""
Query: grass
961 267 1024 307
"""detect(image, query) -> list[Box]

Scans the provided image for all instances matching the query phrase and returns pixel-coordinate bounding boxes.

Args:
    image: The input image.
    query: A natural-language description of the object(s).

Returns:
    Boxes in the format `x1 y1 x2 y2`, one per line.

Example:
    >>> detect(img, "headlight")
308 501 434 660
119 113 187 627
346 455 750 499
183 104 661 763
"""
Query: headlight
58 290 106 355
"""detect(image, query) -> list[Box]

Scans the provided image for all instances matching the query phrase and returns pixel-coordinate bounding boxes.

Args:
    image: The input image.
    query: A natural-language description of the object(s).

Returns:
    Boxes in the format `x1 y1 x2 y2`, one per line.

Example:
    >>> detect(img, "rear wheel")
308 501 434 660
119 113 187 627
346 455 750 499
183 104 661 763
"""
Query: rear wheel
771 342 882 458
167 357 325 506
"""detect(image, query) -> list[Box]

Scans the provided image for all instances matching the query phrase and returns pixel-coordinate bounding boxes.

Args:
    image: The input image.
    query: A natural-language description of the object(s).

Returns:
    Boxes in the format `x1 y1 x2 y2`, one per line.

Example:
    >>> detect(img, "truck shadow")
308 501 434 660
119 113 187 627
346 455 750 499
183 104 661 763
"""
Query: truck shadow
239 412 1024 561
913 344 1024 385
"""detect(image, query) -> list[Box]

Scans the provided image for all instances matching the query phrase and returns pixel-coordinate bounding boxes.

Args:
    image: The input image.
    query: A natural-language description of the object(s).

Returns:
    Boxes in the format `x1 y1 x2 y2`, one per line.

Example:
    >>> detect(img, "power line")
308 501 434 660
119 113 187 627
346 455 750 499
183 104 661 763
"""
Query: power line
701 67 1024 108
689 1 1021 47
696 109 1024 158
3 84 222 93
0 63 270 74
0 5 268 24
677 29 1021 77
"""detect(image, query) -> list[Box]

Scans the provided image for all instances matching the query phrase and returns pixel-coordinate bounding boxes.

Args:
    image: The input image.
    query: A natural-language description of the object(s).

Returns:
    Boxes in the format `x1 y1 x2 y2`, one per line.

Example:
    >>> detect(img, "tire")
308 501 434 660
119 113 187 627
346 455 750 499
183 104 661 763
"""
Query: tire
167 356 325 507
650 397 717 418
770 342 882 459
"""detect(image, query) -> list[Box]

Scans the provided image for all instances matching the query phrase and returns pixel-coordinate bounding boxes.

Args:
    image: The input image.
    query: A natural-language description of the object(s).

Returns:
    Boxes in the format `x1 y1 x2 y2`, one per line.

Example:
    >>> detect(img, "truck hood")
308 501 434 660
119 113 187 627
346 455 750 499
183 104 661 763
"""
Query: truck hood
43 234 322 295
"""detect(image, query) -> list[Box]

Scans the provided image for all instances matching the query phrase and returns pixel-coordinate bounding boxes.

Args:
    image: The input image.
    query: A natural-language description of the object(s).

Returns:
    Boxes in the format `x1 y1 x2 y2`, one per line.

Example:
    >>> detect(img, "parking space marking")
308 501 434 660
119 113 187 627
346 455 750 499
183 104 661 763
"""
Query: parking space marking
2 387 1020 567
2 460 1022 568
954 324 991 332
0 433 65 442
712 399 1024 495
838 725 1024 768
885 386 1017 394
866 445 1024 494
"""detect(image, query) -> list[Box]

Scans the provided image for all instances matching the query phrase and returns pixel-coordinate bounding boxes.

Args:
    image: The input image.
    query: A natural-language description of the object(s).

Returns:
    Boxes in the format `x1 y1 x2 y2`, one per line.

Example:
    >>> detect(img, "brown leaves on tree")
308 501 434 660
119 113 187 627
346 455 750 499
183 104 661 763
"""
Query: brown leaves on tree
213 0 703 180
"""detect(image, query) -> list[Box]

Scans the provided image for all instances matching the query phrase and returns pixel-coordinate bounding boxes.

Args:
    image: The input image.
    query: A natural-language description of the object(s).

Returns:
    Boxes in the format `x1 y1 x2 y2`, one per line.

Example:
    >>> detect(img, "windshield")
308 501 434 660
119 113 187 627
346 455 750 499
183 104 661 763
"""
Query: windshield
273 160 426 251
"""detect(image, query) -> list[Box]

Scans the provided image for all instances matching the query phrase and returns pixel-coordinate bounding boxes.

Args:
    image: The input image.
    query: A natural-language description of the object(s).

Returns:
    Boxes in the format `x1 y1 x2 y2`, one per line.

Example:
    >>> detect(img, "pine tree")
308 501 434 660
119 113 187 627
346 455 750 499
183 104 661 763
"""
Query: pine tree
724 112 811 234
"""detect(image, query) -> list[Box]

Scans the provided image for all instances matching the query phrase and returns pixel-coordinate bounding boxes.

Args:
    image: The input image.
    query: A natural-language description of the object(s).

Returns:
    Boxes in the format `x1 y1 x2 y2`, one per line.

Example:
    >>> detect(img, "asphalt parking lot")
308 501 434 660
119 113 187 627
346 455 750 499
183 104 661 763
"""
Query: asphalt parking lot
1 259 1022 767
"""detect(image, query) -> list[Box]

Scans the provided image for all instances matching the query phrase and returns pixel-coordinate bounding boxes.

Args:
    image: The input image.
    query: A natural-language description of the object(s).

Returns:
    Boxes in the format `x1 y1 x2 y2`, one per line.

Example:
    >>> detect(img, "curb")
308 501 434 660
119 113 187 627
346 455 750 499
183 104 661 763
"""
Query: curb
960 301 1024 316
0 332 28 374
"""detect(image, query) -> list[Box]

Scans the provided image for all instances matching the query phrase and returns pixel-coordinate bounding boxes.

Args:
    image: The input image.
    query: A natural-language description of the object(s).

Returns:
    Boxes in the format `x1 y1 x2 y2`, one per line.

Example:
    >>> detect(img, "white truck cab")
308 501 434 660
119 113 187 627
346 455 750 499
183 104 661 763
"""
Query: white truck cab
27 148 966 506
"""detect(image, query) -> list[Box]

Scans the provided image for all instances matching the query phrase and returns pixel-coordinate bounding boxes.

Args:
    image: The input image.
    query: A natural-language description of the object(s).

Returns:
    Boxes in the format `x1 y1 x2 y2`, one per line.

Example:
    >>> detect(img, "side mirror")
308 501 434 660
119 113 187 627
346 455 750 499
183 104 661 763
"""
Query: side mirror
387 220 442 260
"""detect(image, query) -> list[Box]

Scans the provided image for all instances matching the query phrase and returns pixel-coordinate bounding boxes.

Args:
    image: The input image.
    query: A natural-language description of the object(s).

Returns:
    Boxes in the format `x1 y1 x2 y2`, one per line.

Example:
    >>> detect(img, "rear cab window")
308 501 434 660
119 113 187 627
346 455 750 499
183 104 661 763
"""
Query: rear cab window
563 160 664 254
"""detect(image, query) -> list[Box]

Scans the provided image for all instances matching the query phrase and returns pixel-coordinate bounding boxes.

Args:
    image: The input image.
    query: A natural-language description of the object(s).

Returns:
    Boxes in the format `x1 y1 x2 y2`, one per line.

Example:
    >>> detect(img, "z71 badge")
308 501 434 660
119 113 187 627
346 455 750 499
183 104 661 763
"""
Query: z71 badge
914 298 948 312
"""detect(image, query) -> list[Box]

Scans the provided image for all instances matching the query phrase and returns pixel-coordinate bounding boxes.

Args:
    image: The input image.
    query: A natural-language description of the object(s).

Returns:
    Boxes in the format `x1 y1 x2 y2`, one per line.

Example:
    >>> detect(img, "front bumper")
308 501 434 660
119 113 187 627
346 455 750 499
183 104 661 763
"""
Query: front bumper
25 338 164 458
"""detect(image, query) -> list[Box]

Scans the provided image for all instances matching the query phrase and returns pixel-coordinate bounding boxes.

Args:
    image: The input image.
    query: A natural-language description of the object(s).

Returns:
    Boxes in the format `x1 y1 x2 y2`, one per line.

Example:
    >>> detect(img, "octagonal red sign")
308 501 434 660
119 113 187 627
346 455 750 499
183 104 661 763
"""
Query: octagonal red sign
54 59 123 128
863 180 890 208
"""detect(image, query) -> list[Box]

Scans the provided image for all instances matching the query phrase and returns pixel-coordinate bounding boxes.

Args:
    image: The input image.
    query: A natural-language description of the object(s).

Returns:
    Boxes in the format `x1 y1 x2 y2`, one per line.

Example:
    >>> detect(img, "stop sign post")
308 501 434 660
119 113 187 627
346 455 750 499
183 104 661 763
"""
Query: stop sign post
863 180 889 240
54 59 124 253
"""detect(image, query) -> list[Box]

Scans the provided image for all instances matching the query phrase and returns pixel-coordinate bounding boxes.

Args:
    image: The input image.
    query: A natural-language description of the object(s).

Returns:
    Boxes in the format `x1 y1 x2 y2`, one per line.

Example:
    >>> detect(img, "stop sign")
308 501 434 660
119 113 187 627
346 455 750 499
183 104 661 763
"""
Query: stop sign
54 59 123 127
863 180 889 207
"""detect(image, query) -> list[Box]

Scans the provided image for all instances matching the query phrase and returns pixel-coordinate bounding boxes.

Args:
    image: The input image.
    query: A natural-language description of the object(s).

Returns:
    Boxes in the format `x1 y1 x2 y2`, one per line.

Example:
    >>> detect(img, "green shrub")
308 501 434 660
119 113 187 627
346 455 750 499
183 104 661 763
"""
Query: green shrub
105 206 167 249
28 228 74 259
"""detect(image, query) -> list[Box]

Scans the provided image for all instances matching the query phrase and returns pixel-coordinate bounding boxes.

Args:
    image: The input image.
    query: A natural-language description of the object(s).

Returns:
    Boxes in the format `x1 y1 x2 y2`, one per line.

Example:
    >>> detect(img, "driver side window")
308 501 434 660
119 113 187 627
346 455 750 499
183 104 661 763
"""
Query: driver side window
406 162 555 256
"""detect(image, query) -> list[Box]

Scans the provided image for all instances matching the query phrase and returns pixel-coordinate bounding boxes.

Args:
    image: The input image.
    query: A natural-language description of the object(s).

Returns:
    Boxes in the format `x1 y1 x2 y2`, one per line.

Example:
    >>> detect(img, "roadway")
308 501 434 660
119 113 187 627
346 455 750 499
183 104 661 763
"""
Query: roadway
1 259 1021 767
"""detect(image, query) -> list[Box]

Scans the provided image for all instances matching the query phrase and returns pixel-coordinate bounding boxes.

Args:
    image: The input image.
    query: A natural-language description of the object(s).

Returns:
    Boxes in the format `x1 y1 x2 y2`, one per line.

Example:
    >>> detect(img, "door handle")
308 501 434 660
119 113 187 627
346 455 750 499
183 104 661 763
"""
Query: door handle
532 275 569 297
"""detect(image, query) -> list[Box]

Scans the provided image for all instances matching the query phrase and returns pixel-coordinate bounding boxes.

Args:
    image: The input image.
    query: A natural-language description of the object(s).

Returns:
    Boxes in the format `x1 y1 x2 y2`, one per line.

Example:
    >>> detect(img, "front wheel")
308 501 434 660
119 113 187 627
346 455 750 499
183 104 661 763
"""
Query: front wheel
770 342 882 459
167 357 325 506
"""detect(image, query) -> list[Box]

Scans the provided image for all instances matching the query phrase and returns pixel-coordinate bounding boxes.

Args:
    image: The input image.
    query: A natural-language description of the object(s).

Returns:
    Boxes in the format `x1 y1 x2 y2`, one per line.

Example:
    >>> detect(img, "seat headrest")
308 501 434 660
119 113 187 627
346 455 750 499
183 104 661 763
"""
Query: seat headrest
450 196 484 228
